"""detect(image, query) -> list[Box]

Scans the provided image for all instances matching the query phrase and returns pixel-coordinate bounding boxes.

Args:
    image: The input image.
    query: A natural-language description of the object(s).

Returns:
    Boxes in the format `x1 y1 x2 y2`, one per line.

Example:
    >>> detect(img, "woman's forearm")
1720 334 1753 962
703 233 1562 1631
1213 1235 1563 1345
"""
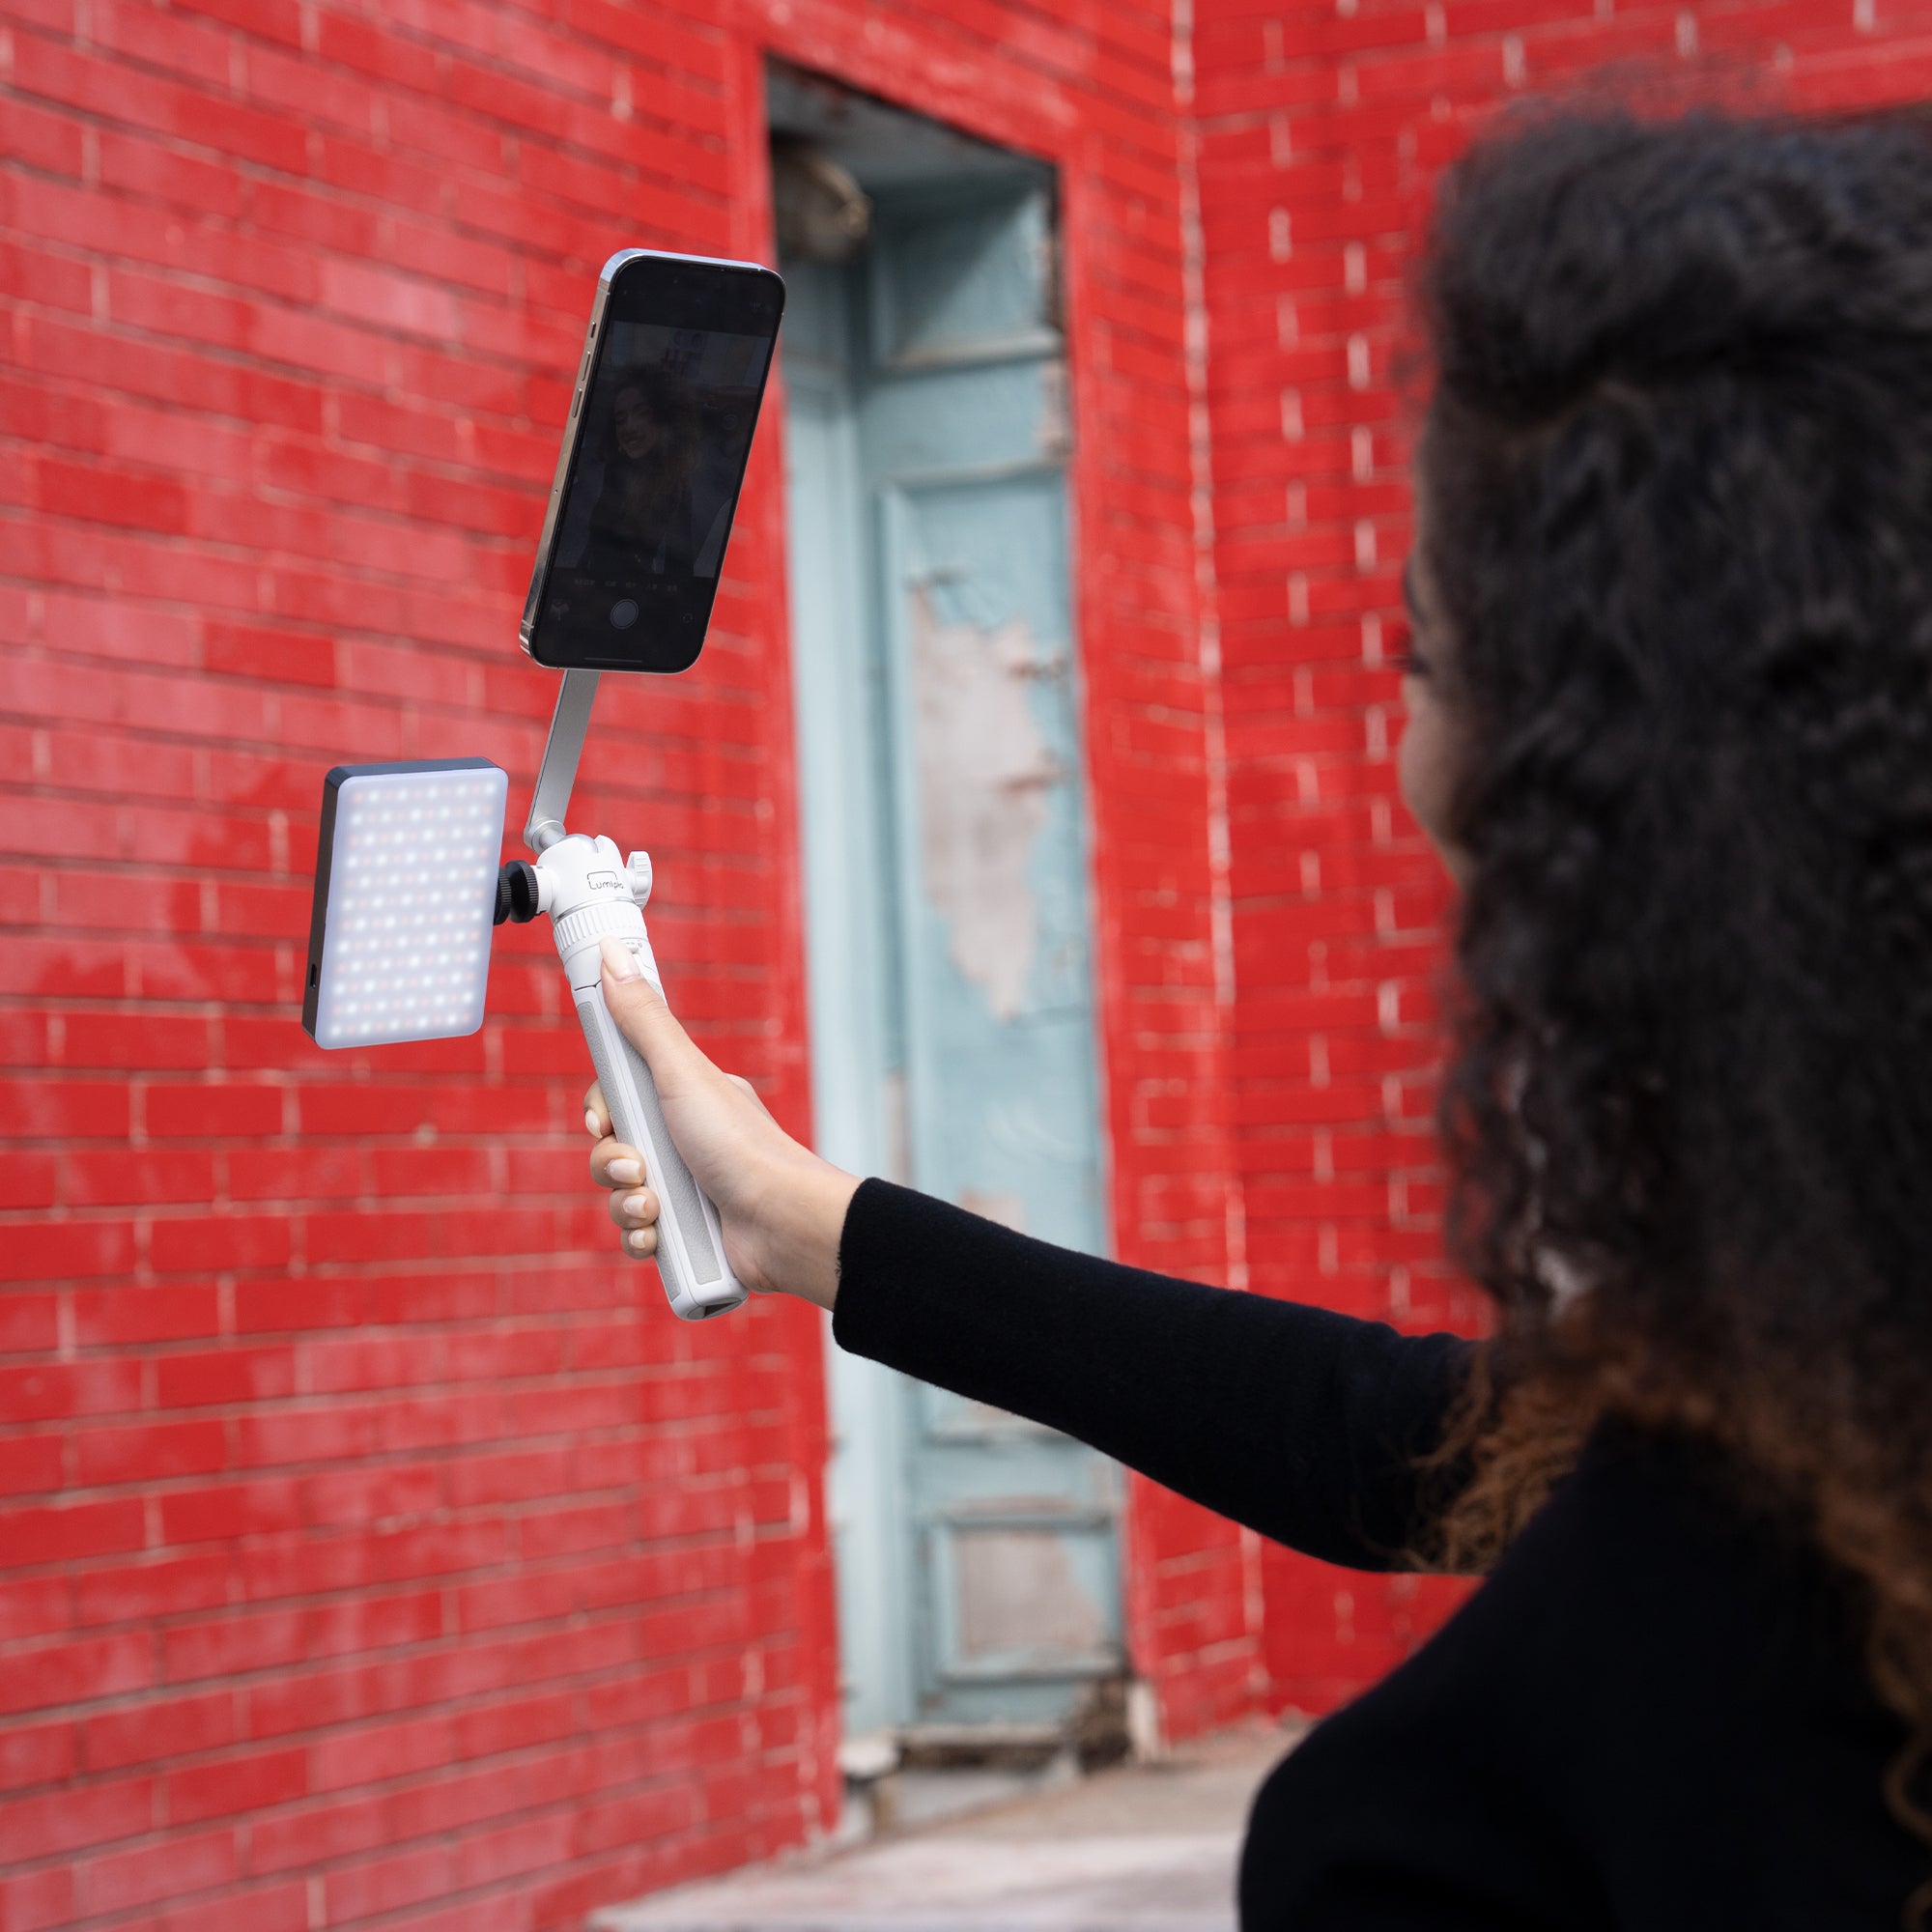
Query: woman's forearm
833 1179 1476 1572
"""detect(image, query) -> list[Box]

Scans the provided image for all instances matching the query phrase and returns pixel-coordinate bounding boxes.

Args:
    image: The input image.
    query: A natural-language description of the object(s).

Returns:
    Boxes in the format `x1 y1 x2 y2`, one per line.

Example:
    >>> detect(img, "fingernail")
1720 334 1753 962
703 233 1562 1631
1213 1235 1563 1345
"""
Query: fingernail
608 1158 641 1186
601 936 642 982
621 1191 649 1219
584 1109 600 1137
627 1229 652 1254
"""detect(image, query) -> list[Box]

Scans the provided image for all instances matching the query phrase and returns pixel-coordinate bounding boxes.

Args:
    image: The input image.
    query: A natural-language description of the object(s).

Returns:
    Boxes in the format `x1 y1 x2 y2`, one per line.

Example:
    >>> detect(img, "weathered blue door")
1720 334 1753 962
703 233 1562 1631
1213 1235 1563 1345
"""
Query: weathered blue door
780 132 1120 1739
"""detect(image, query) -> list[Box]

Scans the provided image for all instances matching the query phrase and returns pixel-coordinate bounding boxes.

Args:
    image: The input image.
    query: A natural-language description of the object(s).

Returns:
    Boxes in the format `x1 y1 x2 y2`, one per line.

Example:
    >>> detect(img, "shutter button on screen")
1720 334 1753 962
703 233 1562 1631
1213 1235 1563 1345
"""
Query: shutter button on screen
610 598 639 630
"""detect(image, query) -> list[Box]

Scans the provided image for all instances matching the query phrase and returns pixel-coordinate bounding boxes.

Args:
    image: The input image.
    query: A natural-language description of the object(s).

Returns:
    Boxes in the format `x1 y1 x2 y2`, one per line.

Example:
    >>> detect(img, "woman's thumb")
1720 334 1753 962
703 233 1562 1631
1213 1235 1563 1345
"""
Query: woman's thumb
598 937 700 1089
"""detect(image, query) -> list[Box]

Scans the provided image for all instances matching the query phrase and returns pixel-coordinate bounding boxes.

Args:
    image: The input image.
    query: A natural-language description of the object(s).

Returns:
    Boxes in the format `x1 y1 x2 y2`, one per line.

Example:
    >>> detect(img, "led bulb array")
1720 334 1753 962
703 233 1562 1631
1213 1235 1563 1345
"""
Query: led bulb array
302 759 509 1050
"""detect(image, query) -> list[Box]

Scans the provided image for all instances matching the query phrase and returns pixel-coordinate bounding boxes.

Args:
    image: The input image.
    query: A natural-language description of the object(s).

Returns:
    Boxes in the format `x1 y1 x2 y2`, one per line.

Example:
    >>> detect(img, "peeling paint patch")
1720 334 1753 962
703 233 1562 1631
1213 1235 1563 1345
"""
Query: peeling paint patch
953 1526 1108 1661
910 586 1056 1021
1037 360 1071 459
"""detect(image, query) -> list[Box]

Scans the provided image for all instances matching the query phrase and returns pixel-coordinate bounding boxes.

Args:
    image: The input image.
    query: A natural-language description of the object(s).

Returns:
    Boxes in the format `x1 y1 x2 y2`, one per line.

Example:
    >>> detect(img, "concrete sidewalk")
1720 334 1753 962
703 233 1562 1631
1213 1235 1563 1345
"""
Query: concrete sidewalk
594 1725 1295 1932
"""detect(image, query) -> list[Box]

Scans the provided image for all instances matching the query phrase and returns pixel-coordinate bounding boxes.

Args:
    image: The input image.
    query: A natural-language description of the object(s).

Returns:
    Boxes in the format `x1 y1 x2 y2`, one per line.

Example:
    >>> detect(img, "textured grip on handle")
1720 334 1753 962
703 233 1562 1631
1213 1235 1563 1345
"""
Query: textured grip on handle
572 986 746 1321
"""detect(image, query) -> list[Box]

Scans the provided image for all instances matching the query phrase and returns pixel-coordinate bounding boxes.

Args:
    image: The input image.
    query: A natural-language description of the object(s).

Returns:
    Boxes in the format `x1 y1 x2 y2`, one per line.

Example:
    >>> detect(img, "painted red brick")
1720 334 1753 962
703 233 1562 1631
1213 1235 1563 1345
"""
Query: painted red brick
2 0 1923 1922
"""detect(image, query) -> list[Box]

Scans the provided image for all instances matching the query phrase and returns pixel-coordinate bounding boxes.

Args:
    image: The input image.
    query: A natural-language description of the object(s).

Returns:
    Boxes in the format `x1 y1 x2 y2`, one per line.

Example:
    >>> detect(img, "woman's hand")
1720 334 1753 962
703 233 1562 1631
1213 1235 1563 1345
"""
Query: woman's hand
583 937 859 1310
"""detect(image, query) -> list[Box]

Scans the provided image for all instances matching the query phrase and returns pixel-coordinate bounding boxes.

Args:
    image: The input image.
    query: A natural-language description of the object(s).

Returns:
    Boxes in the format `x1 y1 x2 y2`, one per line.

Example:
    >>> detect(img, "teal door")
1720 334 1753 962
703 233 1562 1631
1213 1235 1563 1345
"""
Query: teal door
781 162 1120 1738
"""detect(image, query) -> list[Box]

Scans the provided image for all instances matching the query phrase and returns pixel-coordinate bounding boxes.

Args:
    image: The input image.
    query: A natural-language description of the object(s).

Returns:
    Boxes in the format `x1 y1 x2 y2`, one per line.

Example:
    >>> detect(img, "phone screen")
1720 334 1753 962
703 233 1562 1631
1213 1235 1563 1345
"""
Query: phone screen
526 255 783 671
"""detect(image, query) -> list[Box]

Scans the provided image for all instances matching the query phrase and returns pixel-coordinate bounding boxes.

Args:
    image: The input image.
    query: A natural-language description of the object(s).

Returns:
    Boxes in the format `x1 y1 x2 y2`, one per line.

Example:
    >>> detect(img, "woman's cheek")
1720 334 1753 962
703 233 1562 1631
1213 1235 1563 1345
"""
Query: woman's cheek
1398 683 1462 870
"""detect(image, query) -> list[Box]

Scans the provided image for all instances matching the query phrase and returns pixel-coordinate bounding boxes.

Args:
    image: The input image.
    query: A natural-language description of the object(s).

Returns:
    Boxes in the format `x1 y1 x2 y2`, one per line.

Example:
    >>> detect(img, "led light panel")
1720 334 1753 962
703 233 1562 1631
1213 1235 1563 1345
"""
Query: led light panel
302 759 508 1050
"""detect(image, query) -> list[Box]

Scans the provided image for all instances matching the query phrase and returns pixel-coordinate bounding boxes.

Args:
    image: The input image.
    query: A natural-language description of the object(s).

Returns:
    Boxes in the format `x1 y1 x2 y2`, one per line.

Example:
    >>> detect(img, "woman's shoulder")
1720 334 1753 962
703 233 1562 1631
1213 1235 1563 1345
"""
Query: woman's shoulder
1239 1427 1925 1930
1394 1424 1901 1787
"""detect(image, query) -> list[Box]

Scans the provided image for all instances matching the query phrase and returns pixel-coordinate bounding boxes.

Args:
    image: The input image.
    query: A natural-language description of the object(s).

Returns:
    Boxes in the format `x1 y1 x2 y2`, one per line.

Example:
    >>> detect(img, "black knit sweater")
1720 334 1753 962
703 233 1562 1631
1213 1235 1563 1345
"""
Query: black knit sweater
832 1179 1929 1929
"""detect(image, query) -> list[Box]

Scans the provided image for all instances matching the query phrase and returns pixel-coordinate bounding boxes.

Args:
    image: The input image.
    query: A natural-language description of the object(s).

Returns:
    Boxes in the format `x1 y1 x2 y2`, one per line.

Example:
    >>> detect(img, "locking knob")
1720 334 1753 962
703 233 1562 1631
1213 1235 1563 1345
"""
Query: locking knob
495 861 541 925
625 850 653 907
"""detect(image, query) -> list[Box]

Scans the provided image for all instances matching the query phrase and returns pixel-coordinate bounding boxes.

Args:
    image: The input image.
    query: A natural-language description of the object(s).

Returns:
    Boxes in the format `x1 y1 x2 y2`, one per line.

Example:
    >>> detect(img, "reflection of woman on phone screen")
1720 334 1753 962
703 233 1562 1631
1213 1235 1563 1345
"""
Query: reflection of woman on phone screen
581 366 702 579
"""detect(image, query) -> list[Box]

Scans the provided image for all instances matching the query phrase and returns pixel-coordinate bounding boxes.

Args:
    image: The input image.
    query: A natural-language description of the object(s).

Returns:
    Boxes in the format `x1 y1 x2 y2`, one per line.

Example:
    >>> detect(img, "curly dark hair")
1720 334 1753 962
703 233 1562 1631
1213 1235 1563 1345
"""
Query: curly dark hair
1413 106 1932 1901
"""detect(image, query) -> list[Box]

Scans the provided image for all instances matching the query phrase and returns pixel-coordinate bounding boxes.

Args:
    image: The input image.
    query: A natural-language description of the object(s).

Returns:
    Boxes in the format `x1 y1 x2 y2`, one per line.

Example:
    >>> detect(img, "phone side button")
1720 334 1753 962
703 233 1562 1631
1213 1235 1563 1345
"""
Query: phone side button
570 390 582 419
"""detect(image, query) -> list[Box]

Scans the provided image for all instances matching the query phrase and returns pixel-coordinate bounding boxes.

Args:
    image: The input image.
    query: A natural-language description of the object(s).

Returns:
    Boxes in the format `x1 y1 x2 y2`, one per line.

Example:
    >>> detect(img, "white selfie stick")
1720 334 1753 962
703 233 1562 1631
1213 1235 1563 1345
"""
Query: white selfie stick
509 669 747 1321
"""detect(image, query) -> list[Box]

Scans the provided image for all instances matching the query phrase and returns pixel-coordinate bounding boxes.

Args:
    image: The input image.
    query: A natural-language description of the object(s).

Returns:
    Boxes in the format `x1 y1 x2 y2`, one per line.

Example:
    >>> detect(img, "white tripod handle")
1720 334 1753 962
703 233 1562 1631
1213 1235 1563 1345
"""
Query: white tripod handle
537 834 747 1322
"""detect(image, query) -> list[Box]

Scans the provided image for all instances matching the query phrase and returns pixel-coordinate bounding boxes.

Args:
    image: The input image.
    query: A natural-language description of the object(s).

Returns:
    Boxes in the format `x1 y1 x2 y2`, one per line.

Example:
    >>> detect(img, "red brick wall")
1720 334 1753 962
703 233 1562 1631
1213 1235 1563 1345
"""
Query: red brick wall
0 3 844 1924
1191 0 1932 1715
0 0 1236 1923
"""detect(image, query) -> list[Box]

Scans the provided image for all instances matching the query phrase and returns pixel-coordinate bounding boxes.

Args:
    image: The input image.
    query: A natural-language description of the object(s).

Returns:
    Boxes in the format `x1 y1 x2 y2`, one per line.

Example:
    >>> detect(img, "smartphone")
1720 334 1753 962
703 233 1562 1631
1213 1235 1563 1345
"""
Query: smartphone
521 249 785 672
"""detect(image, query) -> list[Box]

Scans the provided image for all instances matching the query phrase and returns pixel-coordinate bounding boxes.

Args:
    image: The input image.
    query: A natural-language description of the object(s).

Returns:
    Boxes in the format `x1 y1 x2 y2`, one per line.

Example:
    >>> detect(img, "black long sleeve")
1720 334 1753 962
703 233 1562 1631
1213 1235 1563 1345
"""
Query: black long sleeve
829 1178 1931 1928
832 1178 1472 1570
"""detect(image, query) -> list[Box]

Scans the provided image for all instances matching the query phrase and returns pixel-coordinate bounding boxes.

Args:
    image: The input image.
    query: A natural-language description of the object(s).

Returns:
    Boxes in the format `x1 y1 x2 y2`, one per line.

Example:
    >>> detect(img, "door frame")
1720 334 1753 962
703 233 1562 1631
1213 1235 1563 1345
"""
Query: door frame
773 120 1121 1743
